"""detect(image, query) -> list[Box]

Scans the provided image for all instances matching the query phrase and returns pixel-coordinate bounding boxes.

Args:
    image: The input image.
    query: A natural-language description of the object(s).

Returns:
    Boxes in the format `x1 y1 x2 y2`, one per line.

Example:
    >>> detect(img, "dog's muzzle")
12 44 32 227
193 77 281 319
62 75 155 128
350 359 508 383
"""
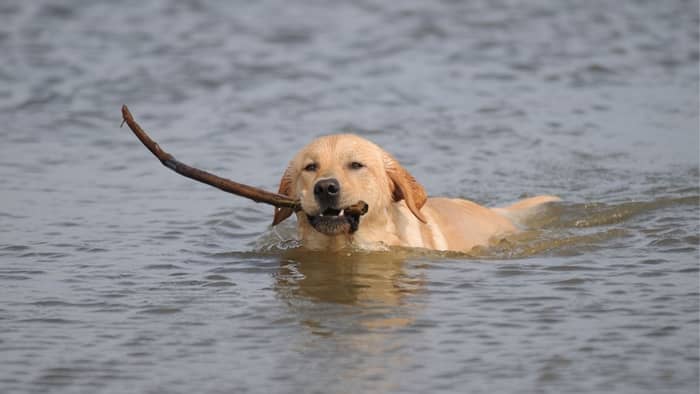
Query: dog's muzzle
307 179 367 235
307 205 364 235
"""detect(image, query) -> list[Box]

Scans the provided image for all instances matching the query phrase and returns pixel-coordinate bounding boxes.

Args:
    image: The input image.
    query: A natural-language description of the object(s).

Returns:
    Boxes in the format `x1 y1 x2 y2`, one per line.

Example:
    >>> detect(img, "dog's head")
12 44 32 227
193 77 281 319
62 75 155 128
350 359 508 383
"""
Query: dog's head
272 134 427 238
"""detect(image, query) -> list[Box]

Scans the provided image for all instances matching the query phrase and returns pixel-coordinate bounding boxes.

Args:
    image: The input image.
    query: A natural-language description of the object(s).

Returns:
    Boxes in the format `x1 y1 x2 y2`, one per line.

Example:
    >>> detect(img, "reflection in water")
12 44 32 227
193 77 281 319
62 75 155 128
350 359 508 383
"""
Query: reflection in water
276 249 423 323
273 250 424 391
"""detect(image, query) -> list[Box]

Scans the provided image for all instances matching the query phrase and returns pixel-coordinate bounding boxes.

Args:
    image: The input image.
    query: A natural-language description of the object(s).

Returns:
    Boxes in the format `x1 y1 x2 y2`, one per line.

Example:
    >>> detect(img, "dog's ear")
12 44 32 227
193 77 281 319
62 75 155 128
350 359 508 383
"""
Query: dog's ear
272 165 295 226
383 153 427 223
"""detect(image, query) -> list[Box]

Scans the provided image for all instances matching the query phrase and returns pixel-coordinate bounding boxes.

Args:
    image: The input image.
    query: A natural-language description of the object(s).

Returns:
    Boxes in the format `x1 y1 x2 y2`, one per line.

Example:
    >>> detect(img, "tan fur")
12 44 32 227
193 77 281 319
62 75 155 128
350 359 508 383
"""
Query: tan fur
273 134 559 252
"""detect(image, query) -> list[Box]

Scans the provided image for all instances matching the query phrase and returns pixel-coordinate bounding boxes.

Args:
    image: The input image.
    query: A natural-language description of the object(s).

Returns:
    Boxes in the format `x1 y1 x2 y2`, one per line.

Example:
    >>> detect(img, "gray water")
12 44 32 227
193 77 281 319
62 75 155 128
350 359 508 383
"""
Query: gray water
1 1 699 393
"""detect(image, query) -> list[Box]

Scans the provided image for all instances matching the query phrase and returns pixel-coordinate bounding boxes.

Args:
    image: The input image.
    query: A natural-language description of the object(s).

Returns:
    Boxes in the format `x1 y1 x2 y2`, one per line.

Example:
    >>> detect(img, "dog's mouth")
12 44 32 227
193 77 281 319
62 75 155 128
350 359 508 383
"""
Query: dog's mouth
306 204 367 235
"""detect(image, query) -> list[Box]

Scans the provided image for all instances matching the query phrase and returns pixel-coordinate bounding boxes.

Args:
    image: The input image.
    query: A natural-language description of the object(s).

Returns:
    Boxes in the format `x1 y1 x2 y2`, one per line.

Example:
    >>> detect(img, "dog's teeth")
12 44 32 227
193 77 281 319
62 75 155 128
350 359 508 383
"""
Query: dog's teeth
339 209 345 217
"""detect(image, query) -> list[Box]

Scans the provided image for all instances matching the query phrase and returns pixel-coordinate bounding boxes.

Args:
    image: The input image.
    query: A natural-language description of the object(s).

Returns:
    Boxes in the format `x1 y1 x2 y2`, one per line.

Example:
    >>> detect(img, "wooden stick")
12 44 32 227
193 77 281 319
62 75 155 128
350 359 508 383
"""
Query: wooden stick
120 105 368 218
121 105 300 210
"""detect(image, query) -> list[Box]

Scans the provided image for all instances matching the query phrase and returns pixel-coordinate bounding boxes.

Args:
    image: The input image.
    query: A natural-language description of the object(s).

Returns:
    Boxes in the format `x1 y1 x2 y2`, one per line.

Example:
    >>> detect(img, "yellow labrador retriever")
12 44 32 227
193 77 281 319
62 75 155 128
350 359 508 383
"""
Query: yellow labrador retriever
272 134 559 252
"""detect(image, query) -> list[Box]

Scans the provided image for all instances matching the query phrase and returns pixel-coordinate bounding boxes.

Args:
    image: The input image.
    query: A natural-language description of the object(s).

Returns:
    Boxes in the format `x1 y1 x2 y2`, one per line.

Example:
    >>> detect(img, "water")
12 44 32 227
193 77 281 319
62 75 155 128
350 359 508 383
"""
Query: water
1 0 698 393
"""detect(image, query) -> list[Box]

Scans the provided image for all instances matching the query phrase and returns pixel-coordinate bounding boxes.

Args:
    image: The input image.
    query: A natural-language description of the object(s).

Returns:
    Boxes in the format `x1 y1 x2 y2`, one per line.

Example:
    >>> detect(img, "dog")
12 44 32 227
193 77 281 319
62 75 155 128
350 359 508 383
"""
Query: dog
272 134 559 252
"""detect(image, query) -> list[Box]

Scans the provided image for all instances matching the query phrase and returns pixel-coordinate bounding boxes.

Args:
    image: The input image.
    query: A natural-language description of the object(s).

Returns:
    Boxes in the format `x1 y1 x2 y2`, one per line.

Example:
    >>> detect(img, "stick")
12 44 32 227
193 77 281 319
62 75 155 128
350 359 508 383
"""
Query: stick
120 105 368 218
121 105 300 210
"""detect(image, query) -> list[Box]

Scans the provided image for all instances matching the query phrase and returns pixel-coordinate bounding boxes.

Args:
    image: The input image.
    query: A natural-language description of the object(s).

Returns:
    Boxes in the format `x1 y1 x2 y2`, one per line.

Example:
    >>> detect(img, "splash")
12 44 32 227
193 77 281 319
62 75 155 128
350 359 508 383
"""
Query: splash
252 196 699 260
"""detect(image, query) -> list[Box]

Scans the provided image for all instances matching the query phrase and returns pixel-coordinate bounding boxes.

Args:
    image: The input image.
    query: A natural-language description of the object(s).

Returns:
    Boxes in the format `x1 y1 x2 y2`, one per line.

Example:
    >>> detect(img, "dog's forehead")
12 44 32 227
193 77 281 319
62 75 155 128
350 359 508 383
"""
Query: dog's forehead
299 134 382 162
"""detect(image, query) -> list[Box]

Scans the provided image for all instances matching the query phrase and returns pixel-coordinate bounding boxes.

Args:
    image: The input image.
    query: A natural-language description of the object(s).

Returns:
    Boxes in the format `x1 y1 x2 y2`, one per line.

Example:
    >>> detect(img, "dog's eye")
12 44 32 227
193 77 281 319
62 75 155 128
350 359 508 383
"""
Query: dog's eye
304 163 317 172
349 161 364 170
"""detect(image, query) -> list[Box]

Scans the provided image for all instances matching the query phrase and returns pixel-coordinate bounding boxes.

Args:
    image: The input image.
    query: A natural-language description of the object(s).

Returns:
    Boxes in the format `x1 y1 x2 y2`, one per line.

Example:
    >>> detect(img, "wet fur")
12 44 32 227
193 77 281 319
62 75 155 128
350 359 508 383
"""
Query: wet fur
273 134 559 252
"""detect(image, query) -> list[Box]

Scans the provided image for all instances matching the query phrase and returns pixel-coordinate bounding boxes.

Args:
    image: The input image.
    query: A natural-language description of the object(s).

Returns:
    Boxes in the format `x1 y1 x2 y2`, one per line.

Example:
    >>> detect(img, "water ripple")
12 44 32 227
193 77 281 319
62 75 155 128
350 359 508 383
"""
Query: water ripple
0 1 697 393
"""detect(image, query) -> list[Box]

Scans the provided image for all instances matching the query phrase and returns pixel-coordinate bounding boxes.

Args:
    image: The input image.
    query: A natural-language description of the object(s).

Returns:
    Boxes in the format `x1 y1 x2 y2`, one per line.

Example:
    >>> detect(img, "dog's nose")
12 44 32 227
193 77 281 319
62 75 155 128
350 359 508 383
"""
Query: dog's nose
314 178 340 205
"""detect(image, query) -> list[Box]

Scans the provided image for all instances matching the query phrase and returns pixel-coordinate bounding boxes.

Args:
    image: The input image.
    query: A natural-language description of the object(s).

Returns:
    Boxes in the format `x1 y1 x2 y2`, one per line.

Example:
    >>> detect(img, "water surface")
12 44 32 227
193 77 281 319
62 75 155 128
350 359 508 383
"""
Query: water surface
0 1 698 393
